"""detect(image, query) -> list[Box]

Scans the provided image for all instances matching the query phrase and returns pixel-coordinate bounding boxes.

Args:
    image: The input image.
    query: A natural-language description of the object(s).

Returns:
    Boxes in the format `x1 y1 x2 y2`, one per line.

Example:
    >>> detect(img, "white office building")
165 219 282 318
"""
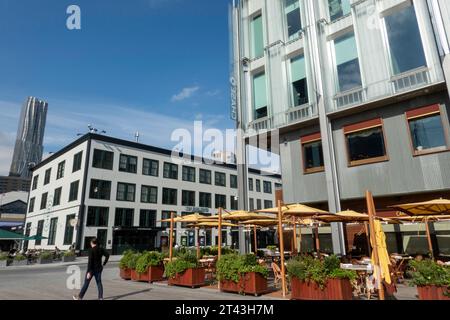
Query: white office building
23 134 281 254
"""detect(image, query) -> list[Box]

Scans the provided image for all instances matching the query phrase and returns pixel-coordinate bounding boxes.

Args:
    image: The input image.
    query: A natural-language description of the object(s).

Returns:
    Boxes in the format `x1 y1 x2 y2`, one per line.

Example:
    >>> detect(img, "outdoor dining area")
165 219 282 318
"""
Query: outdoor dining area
118 192 450 300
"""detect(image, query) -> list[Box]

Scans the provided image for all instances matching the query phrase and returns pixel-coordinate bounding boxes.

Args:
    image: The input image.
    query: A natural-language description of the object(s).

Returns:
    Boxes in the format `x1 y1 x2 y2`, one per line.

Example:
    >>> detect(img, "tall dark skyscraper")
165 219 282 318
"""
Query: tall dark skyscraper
9 97 48 178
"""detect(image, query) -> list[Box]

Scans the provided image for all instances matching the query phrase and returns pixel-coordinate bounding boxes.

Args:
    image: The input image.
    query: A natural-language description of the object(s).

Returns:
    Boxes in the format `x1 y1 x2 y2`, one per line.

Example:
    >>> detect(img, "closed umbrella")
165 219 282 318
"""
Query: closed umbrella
371 219 392 288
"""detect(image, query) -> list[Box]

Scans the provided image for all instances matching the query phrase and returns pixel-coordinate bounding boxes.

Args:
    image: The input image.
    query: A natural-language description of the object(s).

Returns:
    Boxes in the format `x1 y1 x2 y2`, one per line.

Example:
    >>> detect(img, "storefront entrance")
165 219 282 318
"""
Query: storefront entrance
112 227 162 255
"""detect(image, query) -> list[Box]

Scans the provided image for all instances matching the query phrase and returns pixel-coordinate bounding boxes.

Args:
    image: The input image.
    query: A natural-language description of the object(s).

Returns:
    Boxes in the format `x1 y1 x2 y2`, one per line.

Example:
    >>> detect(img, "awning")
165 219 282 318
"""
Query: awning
0 229 26 240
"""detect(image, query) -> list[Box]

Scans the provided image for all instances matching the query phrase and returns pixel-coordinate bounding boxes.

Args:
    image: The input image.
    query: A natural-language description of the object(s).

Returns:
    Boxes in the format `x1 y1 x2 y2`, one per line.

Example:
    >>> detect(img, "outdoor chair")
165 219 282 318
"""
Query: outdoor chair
271 262 283 288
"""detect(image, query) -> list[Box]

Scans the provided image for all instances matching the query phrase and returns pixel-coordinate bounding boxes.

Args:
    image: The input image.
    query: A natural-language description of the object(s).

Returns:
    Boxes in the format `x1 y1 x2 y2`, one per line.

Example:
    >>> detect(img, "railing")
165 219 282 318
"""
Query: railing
391 67 429 93
248 116 271 132
334 87 365 109
286 104 314 124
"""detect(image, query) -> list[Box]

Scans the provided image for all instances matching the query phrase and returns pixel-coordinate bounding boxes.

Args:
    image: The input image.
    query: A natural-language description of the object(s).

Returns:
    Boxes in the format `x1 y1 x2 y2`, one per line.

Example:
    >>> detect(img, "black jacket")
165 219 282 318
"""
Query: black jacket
87 246 110 273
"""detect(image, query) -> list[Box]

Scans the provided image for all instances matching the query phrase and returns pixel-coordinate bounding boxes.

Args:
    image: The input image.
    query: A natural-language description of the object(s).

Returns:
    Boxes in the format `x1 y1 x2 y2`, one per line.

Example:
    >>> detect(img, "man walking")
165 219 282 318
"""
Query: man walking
73 238 110 300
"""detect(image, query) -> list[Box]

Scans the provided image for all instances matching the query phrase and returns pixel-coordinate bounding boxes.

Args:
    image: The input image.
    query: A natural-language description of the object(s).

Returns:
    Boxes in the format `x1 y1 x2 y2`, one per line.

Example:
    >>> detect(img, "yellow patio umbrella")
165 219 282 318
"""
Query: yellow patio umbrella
221 210 270 221
389 198 450 216
240 218 287 253
190 221 238 228
257 203 329 218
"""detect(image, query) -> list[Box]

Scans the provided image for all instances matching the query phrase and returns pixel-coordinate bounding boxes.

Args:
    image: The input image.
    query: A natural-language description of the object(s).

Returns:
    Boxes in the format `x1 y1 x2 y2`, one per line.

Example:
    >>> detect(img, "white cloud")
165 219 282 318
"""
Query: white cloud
205 89 221 97
171 86 200 102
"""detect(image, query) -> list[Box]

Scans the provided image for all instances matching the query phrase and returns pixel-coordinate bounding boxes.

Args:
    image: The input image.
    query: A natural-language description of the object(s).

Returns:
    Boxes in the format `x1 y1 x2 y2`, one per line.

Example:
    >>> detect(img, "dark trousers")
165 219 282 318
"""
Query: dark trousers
79 270 103 299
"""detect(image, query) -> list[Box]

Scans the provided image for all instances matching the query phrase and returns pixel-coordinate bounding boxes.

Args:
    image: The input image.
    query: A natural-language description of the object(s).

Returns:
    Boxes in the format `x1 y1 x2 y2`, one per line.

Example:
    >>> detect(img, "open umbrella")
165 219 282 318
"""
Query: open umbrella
256 203 329 218
25 235 48 241
0 229 26 240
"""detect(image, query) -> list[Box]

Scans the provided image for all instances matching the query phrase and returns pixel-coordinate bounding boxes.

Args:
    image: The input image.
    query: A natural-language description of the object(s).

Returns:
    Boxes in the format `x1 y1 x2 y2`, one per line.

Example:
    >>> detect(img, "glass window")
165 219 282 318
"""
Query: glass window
32 175 39 190
182 190 196 206
256 199 262 210
143 158 159 176
116 183 136 202
409 114 447 153
141 185 158 204
35 220 44 245
114 208 134 227
92 149 114 170
40 192 48 210
162 188 177 205
385 5 426 75
87 207 109 227
68 180 80 202
161 211 173 228
182 166 196 182
44 168 51 185
328 0 351 22
263 181 272 194
230 196 238 210
215 194 227 209
215 172 226 187
303 140 324 172
264 200 273 209
256 179 261 192
140 210 156 228
73 151 83 172
89 179 111 200
57 161 65 179
119 154 137 173
346 127 387 164
163 162 178 179
251 14 264 58
28 197 35 213
253 72 268 119
334 33 362 92
53 187 62 206
199 192 212 208
248 178 254 191
249 198 255 211
285 0 302 40
230 175 238 189
63 214 76 245
199 169 211 184
291 55 308 106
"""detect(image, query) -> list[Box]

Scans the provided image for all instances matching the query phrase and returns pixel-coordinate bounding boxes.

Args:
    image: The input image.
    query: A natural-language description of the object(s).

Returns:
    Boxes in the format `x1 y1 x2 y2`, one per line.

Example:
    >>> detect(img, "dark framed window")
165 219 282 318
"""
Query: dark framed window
256 179 261 192
334 32 362 92
264 200 273 209
406 106 447 155
57 161 65 180
256 199 262 210
284 0 302 40
32 175 39 190
263 181 272 194
163 162 178 180
249 198 255 211
68 180 80 202
345 119 388 166
140 210 156 228
230 175 238 189
162 188 177 205
89 179 111 200
301 133 325 173
28 197 35 213
63 214 76 245
119 154 137 173
215 172 226 187
92 149 114 170
215 194 227 209
161 211 173 228
199 169 212 184
86 207 109 227
47 217 58 246
116 183 136 202
53 187 62 206
328 0 351 22
73 151 83 172
143 158 159 176
182 166 196 182
44 168 51 185
35 220 44 245
230 196 238 210
199 192 212 208
40 192 48 210
248 178 254 191
114 208 134 227
141 185 158 204
291 55 309 106
182 190 196 206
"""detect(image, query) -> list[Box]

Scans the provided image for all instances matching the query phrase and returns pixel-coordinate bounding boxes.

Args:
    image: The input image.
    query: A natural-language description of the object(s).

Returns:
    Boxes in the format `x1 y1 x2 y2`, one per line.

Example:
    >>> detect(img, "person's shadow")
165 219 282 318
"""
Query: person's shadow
104 288 152 300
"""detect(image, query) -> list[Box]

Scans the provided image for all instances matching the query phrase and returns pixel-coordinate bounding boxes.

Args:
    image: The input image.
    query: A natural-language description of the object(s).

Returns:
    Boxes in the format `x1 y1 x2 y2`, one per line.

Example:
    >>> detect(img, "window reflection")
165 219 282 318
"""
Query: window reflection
328 0 351 22
409 114 446 152
334 33 362 92
303 141 324 171
347 127 386 163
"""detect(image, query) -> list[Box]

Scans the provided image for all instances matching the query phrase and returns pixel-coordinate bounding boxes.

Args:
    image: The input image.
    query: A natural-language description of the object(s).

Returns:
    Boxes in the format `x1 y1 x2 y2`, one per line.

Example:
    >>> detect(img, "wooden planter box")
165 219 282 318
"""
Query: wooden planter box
220 272 268 296
62 255 76 263
326 278 353 300
38 258 53 264
417 285 450 300
11 260 28 267
120 268 132 280
290 277 353 300
168 268 205 288
130 266 164 283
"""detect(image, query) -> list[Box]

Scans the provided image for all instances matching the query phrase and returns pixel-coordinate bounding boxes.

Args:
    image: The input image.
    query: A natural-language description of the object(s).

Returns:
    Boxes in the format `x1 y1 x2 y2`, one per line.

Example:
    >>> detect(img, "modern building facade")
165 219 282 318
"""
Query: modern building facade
0 176 30 194
231 0 450 255
9 96 48 179
24 134 281 254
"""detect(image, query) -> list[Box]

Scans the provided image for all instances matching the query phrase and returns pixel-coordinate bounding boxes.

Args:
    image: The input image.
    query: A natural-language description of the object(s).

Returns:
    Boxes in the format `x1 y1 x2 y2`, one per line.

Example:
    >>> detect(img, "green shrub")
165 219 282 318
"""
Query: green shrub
164 252 199 279
266 245 277 251
135 251 164 274
14 254 26 261
119 250 135 270
407 259 450 287
39 251 53 260
63 250 75 257
0 253 8 261
216 254 269 284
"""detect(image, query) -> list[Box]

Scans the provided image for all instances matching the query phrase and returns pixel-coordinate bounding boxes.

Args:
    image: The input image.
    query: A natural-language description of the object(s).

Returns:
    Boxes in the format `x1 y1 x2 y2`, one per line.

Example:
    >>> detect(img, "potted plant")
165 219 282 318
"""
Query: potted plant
165 251 205 288
128 252 142 281
266 245 277 256
286 255 356 300
38 251 54 264
217 254 269 296
132 251 165 283
0 253 8 268
407 259 450 300
119 250 136 280
62 250 76 263
11 254 28 266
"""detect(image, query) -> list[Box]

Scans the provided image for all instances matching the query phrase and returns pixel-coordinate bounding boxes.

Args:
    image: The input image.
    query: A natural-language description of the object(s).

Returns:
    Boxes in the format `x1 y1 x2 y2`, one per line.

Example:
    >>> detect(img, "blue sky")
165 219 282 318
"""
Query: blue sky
0 0 280 175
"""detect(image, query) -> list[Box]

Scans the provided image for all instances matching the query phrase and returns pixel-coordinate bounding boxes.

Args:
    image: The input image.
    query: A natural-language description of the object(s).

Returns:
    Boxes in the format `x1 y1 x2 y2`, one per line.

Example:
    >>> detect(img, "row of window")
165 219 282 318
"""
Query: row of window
301 105 449 172
27 214 76 246
28 180 79 213
251 2 427 119
31 151 83 191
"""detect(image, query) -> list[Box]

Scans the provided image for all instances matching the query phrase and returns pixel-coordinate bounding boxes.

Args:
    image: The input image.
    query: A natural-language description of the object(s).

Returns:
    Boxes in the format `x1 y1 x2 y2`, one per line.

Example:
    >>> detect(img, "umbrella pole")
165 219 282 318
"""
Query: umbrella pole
292 218 297 255
366 191 385 301
315 225 320 258
277 200 287 298
169 212 174 261
196 227 201 260
298 225 302 254
218 208 223 291
424 219 434 259
253 225 258 254
364 222 372 257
